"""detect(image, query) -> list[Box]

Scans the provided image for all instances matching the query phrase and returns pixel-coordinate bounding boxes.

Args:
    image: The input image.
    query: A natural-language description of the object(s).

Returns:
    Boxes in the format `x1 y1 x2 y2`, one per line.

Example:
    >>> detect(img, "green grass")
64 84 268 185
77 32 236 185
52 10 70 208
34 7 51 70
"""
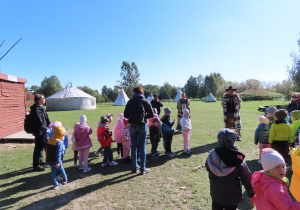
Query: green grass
0 100 292 209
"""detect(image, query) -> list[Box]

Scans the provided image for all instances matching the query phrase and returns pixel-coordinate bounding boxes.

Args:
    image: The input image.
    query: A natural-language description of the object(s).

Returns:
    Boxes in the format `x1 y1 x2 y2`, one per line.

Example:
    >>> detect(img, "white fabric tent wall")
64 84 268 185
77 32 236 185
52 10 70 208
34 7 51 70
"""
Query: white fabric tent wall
173 89 182 102
113 89 129 106
46 86 96 111
203 93 217 102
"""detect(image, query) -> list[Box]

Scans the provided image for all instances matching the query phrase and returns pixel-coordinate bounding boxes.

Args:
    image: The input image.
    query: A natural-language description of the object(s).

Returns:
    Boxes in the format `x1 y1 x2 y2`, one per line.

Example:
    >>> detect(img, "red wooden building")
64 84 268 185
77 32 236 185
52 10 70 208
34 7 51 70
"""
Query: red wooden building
0 73 27 139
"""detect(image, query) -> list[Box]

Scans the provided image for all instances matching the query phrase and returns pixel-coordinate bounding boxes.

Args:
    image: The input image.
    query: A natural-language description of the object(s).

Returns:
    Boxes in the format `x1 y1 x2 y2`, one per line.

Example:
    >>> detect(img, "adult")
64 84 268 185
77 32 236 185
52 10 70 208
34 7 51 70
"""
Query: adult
287 92 300 115
221 86 242 141
176 92 190 130
151 94 163 116
31 94 50 171
124 86 154 175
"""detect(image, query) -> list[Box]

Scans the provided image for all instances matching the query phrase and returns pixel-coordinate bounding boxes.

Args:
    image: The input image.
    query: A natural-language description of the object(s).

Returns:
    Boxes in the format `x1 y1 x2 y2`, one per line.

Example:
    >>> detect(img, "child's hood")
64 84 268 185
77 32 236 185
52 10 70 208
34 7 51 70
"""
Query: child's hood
206 149 236 177
48 126 66 146
98 120 108 128
251 170 287 193
77 124 91 134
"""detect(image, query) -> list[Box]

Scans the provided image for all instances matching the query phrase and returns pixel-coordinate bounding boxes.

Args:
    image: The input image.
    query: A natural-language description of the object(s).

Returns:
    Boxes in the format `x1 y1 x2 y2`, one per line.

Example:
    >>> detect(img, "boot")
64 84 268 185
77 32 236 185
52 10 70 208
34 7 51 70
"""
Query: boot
236 129 242 141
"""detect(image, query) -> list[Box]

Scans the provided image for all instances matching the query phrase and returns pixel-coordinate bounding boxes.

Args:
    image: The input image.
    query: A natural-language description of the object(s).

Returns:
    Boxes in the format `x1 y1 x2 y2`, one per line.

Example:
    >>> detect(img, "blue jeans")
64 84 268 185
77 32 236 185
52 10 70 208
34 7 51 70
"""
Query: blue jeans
50 164 67 186
130 124 147 170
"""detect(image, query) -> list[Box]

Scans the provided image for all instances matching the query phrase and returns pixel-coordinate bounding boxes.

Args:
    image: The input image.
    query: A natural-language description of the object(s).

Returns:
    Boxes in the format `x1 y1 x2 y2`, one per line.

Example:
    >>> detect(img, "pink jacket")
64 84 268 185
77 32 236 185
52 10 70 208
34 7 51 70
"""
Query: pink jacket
251 170 300 210
113 119 124 144
74 124 93 150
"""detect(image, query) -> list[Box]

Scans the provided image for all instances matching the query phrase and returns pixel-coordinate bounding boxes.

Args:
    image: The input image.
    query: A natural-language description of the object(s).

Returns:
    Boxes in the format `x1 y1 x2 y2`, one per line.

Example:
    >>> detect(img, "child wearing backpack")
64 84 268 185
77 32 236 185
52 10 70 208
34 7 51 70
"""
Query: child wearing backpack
97 114 118 167
290 110 300 147
161 107 176 157
254 116 271 164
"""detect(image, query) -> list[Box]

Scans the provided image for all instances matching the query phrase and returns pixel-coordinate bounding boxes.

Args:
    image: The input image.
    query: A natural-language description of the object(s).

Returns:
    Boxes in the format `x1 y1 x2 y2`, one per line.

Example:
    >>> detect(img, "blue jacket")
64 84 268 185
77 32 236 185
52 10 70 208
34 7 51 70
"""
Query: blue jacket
254 123 270 144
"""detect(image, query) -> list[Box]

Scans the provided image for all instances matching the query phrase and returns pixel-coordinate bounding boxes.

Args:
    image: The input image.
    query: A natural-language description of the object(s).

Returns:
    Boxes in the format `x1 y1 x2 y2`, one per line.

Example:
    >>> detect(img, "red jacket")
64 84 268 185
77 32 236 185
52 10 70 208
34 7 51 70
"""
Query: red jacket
97 126 112 148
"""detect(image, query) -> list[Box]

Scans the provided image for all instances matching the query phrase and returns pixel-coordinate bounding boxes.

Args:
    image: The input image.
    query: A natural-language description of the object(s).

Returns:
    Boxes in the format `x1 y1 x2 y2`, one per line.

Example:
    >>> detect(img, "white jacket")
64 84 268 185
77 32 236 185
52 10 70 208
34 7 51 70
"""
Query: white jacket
180 116 192 131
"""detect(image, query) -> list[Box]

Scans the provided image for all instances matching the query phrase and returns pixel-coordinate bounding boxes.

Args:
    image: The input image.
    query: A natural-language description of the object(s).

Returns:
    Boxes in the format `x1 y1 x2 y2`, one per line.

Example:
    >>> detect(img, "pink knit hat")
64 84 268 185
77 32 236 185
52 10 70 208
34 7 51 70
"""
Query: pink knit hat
261 148 285 171
259 116 269 125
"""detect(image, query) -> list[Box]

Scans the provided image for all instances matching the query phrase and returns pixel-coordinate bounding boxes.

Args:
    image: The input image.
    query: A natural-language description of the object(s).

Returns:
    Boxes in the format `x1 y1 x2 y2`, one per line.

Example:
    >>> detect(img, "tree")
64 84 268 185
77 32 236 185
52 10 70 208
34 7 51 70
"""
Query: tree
118 61 140 97
197 74 206 98
288 37 300 91
143 84 160 98
204 73 225 96
40 75 63 98
30 85 41 95
78 86 102 103
245 79 262 90
159 82 177 100
184 76 199 100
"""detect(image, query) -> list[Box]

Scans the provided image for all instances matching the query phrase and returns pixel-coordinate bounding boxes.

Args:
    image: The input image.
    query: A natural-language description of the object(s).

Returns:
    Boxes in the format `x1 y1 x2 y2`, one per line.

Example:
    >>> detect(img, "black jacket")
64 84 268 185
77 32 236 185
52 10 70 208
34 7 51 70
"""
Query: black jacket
124 95 154 126
287 100 300 113
30 103 50 136
151 100 163 116
205 147 254 206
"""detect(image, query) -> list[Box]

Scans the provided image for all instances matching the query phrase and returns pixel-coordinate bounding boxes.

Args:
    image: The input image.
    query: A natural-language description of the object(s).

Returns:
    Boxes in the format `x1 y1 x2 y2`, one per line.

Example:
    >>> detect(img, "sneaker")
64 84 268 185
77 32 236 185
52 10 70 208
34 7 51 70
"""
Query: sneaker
40 162 46 166
118 154 121 159
140 168 150 175
258 159 261 164
53 183 62 190
188 148 192 153
78 166 84 170
131 168 140 173
62 180 68 185
56 175 64 182
109 160 118 166
168 152 176 157
101 162 108 167
74 162 77 167
183 150 191 155
137 158 141 162
94 151 101 157
152 154 158 159
83 167 92 173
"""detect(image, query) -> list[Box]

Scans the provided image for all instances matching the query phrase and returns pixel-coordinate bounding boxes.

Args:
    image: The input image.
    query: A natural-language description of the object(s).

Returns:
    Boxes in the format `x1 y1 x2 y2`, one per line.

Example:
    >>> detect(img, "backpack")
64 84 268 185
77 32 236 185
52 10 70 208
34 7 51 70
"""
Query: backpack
24 113 34 134
162 123 174 136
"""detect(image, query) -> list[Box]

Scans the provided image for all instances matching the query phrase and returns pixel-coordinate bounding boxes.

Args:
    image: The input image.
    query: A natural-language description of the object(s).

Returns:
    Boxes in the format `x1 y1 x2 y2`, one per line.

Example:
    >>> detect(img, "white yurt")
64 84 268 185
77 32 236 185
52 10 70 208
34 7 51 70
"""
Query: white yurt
203 93 217 102
46 86 96 111
147 92 154 102
113 89 130 106
173 89 182 102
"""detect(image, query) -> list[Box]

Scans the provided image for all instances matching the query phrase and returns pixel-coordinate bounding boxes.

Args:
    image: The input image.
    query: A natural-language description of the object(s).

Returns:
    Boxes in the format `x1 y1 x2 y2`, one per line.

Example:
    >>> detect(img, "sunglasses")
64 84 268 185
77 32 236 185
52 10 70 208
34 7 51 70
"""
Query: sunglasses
292 96 299 98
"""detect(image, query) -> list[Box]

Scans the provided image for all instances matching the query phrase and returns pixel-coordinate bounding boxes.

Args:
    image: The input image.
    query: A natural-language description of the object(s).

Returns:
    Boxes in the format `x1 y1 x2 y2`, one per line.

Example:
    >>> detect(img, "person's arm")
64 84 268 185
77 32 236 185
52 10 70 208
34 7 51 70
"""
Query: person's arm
56 141 63 168
254 127 259 145
239 162 255 198
159 101 163 107
123 101 130 119
89 127 93 135
145 101 154 119
288 124 293 144
268 125 275 144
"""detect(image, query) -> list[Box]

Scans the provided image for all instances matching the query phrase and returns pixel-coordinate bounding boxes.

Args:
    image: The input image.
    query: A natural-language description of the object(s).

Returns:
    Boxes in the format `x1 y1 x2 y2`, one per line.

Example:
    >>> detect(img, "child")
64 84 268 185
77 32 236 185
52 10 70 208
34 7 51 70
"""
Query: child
148 108 161 131
180 108 192 155
161 107 176 157
290 147 300 201
46 125 68 190
150 118 161 159
290 110 300 147
251 148 300 209
97 115 118 167
74 115 93 173
205 128 255 209
114 113 124 158
47 121 68 160
71 122 80 167
268 109 292 166
264 107 277 127
95 114 112 157
122 118 131 164
254 116 271 164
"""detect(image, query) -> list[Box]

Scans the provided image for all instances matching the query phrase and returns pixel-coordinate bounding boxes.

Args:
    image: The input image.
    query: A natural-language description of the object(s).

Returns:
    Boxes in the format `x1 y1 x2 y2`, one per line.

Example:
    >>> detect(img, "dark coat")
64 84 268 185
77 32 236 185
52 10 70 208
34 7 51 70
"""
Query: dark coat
287 100 300 113
151 100 163 116
124 94 154 126
150 125 160 143
254 123 270 144
30 103 50 136
205 148 254 206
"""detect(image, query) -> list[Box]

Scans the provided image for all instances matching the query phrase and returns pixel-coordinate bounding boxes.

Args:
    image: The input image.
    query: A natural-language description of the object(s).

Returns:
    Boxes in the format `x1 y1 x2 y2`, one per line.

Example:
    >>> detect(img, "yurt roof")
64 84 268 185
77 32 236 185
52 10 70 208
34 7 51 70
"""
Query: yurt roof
47 86 95 99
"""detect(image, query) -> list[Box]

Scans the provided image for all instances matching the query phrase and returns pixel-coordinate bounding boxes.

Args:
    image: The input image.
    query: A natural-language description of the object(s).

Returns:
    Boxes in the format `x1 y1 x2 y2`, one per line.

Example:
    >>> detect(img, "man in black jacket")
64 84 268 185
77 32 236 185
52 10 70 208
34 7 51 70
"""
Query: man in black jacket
151 95 163 116
124 86 154 175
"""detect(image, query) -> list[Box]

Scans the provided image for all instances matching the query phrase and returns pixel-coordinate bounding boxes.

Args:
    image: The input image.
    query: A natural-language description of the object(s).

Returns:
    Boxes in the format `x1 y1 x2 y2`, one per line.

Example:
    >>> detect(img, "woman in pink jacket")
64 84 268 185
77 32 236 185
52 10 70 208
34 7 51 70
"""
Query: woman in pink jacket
113 113 124 158
74 115 93 173
251 148 300 209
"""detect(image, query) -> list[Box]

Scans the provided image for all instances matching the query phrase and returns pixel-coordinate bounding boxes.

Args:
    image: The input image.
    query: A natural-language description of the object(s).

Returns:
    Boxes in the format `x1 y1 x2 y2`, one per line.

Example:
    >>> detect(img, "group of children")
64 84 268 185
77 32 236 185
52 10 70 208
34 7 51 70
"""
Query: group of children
45 106 192 190
206 107 300 209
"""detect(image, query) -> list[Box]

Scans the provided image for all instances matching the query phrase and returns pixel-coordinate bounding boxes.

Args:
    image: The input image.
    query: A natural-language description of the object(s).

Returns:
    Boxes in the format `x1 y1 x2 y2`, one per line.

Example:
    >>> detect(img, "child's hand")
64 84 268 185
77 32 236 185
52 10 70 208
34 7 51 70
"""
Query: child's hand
55 163 60 168
173 118 176 122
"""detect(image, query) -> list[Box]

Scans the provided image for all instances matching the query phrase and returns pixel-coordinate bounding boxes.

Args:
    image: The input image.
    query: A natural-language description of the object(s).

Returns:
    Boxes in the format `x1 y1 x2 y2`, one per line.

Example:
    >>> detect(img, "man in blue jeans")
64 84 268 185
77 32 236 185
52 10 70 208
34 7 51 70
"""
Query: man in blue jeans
124 86 154 175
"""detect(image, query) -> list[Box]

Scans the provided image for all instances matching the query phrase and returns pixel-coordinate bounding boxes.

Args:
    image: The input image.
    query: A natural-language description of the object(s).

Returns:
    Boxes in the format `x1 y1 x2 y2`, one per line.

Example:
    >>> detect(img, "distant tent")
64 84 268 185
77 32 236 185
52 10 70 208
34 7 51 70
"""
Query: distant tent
174 89 182 102
147 92 154 102
46 86 96 111
113 89 129 106
203 93 217 102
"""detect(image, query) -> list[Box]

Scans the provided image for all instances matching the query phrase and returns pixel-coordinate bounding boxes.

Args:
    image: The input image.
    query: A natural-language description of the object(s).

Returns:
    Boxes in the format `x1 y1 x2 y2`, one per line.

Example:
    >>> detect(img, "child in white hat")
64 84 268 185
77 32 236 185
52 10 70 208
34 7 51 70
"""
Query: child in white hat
251 148 300 209
180 108 192 155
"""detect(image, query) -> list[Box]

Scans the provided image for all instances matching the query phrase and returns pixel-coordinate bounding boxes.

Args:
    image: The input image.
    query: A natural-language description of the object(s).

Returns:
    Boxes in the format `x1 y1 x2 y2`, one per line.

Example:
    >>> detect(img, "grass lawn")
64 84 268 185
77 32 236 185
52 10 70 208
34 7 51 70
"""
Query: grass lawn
0 100 292 209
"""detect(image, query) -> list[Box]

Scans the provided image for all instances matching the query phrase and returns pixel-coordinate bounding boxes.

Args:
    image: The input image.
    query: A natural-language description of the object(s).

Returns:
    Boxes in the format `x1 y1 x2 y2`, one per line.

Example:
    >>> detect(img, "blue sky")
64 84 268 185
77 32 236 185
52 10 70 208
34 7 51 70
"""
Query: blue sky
1 0 300 92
